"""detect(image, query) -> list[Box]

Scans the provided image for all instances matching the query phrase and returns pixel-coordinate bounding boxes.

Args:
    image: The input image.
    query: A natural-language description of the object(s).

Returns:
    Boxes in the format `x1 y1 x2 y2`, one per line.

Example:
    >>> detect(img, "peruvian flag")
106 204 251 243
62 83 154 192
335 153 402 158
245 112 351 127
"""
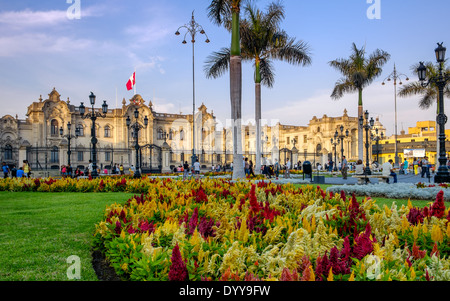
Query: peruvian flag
126 72 135 91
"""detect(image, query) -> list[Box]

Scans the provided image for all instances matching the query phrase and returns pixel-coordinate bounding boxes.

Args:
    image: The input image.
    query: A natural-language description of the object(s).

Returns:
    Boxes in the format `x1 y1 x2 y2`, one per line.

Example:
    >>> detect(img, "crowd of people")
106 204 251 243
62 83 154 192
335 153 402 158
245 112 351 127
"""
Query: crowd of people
2 160 32 179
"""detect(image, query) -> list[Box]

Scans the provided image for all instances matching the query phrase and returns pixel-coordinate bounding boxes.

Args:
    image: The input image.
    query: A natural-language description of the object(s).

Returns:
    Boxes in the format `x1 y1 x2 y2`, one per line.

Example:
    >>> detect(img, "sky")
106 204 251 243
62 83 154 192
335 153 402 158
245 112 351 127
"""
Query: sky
0 0 449 137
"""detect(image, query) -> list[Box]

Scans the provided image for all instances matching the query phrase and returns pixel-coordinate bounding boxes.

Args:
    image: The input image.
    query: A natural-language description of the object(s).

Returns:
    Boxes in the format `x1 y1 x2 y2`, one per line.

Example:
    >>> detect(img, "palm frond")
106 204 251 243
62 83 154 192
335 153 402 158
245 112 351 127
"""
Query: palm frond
207 0 231 27
204 47 231 79
259 58 275 88
331 78 357 100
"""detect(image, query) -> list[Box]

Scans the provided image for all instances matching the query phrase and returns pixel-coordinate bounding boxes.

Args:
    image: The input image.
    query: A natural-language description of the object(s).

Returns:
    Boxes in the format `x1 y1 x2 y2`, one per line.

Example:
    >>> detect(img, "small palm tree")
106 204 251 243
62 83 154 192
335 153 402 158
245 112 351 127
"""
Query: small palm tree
208 0 246 180
329 43 390 160
205 1 311 173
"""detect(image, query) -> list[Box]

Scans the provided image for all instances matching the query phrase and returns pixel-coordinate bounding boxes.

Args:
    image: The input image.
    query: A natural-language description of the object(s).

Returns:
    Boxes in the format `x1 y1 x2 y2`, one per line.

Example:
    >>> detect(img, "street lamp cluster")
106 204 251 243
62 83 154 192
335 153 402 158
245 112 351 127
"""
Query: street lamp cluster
60 122 80 167
175 11 210 168
359 110 375 177
330 125 349 171
79 92 108 178
417 43 450 183
126 108 149 178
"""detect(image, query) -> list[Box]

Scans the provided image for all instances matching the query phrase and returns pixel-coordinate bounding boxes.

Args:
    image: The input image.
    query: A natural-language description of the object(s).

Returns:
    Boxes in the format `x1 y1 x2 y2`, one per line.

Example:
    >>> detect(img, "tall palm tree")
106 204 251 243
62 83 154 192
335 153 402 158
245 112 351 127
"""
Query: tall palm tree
205 1 311 174
398 62 450 162
329 43 390 161
208 0 246 180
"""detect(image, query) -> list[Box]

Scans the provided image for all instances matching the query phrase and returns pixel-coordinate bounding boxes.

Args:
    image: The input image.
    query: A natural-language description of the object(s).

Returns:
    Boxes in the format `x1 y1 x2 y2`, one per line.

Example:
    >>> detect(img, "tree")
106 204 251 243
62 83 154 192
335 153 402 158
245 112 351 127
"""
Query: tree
205 1 311 174
208 0 246 180
329 43 390 161
398 62 450 162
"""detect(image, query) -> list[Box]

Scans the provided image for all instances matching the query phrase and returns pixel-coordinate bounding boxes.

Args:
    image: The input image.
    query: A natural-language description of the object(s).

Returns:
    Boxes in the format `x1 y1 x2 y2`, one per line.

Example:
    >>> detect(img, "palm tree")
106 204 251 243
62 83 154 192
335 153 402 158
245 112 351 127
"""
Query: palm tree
205 1 311 174
329 43 390 161
208 0 246 180
398 62 450 162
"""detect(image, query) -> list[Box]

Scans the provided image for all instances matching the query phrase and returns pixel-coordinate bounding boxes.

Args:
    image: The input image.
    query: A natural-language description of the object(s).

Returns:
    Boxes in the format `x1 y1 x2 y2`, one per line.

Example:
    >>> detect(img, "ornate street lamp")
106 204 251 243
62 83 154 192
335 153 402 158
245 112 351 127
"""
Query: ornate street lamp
417 42 450 183
331 136 339 172
60 121 80 167
79 92 108 178
126 108 148 178
359 111 374 179
382 64 409 168
336 125 349 163
176 11 210 169
371 128 384 163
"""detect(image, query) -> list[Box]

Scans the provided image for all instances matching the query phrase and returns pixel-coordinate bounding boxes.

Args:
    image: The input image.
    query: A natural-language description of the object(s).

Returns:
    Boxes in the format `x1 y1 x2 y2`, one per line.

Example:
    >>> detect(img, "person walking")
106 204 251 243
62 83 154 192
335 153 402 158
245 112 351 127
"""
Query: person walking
183 161 189 180
244 158 250 176
2 162 9 178
341 156 348 180
193 159 201 179
403 159 409 175
23 160 31 178
274 159 280 179
285 158 291 179
421 156 430 179
249 160 255 177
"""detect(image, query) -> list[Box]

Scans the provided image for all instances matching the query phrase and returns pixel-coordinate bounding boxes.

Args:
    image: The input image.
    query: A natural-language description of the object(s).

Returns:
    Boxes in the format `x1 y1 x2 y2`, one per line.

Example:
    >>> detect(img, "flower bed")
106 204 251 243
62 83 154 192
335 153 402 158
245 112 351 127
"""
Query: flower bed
327 183 450 202
92 178 450 281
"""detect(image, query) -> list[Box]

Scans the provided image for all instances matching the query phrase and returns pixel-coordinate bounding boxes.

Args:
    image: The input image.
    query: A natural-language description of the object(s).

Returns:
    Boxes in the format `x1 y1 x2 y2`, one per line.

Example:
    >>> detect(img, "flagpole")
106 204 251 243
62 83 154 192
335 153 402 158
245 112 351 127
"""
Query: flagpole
134 68 136 96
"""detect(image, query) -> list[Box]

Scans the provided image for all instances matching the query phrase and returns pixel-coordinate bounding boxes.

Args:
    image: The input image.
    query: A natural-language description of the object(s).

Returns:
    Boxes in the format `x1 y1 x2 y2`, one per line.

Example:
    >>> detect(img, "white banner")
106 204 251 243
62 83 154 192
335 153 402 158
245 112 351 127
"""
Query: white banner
403 149 426 158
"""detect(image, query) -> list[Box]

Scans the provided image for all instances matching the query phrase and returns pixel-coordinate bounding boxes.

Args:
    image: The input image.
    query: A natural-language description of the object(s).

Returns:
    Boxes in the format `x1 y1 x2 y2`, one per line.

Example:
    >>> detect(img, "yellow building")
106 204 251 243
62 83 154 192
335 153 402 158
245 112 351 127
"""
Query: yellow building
374 120 450 166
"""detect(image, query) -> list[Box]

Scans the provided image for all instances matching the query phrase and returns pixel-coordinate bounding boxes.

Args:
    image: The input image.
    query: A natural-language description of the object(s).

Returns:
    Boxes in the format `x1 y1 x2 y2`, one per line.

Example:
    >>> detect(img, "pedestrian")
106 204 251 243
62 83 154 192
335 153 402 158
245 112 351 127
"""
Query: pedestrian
403 159 409 175
16 167 24 178
285 158 291 179
244 158 250 176
421 156 430 179
193 159 201 179
61 165 67 178
341 156 348 180
11 165 17 178
120 164 124 175
249 160 255 177
183 161 189 180
88 160 93 175
2 162 9 178
274 159 280 179
23 160 31 178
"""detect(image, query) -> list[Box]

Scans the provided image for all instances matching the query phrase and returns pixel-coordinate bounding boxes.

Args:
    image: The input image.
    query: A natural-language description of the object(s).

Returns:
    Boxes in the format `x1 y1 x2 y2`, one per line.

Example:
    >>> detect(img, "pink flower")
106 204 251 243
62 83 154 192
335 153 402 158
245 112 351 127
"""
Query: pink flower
168 244 189 281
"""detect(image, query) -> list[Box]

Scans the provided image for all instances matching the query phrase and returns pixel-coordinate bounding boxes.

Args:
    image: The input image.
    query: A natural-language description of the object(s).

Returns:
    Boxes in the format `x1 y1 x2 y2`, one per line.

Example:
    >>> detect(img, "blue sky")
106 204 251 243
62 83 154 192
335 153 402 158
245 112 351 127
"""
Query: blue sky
0 0 449 136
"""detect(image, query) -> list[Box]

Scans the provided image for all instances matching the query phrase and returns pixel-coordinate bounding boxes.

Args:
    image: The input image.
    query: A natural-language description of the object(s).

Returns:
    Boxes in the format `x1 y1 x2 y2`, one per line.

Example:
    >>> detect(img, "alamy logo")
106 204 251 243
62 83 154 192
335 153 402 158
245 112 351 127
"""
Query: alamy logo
66 0 81 20
66 255 81 280
367 0 381 20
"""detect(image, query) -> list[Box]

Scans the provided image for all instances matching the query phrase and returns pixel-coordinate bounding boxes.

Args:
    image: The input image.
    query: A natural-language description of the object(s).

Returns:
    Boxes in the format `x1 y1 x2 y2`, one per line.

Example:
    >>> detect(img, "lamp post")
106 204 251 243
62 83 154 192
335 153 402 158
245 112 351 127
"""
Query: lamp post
372 128 384 163
331 137 339 172
382 64 409 168
176 11 210 169
79 92 108 178
417 43 450 183
335 125 349 163
60 121 80 167
359 111 374 178
126 108 148 178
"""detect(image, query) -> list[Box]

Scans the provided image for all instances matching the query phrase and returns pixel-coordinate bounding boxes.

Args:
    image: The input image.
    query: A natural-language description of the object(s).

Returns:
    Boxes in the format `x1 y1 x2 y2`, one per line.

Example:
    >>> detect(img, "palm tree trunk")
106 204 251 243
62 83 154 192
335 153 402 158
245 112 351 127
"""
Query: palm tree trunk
230 11 245 180
358 88 364 162
255 82 262 174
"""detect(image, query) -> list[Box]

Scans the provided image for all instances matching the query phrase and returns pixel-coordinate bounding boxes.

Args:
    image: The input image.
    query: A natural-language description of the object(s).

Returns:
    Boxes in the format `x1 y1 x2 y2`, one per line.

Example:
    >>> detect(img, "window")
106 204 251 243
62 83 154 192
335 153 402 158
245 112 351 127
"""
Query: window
169 129 173 140
51 120 59 137
51 146 59 163
287 137 290 145
104 126 111 138
76 125 84 137
180 129 184 141
77 151 84 162
105 152 111 162
4 145 12 160
157 128 164 140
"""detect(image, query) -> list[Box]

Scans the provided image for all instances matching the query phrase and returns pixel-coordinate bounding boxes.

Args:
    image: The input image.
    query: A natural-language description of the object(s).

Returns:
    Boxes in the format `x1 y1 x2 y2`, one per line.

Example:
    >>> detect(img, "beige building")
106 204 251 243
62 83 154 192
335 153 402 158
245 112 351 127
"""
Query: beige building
0 88 386 174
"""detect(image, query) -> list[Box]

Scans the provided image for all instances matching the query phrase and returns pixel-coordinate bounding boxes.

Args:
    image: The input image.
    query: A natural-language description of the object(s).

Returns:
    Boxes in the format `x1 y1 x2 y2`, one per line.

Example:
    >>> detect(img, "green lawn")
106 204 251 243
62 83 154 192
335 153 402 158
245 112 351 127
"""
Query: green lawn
0 186 432 281
0 192 136 281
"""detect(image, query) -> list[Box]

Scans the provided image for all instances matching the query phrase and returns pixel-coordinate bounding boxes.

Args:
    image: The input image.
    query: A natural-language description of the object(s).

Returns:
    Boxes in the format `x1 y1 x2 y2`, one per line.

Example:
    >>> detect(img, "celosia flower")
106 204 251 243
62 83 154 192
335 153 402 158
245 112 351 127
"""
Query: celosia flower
430 190 446 218
168 244 189 281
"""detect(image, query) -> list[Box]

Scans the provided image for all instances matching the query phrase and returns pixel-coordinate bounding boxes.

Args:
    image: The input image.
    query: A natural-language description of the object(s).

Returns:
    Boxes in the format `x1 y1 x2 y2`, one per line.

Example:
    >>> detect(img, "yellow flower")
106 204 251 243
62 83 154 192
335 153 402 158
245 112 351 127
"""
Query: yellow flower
348 271 355 281
327 267 333 281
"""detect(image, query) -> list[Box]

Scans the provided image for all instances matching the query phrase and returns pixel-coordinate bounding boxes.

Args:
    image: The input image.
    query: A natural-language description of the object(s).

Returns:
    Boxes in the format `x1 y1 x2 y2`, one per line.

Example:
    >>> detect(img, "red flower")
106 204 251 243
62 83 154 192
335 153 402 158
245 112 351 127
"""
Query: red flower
168 244 189 281
431 190 446 219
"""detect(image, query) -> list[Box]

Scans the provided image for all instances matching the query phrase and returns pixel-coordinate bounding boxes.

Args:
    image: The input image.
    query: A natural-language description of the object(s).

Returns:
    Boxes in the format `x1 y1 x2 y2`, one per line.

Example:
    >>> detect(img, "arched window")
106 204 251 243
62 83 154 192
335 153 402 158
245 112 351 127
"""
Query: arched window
76 125 84 137
180 129 184 141
169 129 174 140
4 145 12 160
104 126 111 138
157 128 164 140
50 146 59 163
51 120 59 137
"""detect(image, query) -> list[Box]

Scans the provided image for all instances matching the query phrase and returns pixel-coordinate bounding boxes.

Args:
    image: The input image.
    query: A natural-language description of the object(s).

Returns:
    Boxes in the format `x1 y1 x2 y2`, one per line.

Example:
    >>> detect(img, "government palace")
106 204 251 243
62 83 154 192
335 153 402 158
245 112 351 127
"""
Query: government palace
1 87 416 175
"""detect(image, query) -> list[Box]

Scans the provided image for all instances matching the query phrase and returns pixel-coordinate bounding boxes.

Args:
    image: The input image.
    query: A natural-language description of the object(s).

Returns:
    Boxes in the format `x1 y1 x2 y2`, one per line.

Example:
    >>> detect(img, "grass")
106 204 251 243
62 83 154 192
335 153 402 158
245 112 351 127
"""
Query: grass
0 192 136 281
0 184 433 281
